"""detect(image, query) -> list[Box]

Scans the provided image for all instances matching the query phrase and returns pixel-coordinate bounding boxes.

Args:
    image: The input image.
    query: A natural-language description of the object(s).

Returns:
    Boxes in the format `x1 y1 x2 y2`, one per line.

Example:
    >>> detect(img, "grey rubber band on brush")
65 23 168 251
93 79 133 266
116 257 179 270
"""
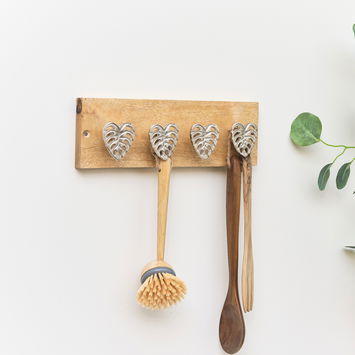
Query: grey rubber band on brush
140 267 176 284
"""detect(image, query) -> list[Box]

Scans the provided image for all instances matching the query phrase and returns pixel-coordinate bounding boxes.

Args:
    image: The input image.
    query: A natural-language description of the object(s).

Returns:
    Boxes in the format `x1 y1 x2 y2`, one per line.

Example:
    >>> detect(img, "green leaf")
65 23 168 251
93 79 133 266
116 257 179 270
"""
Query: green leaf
336 162 352 189
290 112 322 146
318 163 332 191
353 24 355 36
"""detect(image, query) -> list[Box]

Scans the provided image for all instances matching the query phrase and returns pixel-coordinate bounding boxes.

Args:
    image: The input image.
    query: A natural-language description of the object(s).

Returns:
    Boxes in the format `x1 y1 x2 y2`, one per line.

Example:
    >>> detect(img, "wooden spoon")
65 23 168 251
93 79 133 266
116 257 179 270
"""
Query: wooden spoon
219 154 245 354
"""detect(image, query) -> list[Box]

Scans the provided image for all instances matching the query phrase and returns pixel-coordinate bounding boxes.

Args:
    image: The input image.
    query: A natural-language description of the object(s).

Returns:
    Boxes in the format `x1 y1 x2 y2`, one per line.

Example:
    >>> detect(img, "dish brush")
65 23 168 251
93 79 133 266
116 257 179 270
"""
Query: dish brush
136 124 186 309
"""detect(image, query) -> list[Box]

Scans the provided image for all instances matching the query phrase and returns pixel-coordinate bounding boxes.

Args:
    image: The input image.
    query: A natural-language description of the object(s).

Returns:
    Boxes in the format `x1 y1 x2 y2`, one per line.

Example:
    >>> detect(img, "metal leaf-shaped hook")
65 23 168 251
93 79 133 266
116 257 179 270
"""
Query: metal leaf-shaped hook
149 124 179 160
231 123 257 158
190 124 219 159
102 122 135 160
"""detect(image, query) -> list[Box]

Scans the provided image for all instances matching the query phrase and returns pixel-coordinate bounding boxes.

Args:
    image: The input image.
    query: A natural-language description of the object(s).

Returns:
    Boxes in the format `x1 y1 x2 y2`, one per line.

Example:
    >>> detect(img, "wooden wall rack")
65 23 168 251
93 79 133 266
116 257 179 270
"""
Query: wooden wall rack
75 98 258 169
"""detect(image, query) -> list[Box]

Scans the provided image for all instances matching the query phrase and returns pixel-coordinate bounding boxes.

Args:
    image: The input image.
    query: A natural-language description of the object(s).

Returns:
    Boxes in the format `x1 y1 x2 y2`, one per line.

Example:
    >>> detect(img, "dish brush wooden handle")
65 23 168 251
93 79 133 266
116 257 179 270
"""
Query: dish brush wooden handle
157 158 172 261
241 157 254 312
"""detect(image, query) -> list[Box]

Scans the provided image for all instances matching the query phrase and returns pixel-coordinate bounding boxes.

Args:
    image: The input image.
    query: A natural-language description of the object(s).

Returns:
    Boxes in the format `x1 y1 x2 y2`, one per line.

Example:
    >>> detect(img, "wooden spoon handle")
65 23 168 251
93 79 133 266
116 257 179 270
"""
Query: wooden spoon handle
219 154 245 354
242 157 254 312
226 155 242 289
156 158 172 261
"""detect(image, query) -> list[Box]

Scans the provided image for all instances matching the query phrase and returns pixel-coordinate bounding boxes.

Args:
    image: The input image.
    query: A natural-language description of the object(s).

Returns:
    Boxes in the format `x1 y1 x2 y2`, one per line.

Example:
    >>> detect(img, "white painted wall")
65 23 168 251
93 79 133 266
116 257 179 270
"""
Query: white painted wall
1 1 354 354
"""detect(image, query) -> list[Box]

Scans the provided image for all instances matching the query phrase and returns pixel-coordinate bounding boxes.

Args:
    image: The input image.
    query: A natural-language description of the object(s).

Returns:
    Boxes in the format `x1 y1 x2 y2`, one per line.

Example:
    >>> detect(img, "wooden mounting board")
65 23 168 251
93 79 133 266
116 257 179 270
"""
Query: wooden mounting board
75 98 258 169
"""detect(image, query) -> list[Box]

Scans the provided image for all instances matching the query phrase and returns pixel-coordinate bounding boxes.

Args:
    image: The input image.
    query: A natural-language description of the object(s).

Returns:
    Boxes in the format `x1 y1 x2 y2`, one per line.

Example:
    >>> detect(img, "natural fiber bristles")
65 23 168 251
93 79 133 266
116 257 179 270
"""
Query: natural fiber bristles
136 272 187 310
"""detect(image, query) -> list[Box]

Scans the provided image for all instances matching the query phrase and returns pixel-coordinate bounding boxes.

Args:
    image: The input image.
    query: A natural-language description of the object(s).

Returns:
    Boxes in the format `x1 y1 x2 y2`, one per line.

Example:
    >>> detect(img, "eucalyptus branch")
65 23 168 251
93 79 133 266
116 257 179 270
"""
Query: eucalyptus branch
290 112 354 191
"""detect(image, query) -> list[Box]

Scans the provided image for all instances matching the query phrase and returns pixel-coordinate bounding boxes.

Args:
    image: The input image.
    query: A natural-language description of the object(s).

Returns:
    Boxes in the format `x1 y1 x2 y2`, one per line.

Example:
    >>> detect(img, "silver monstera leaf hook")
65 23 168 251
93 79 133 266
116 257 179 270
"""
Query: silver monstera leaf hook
231 123 258 158
190 124 219 160
102 122 135 160
149 124 179 160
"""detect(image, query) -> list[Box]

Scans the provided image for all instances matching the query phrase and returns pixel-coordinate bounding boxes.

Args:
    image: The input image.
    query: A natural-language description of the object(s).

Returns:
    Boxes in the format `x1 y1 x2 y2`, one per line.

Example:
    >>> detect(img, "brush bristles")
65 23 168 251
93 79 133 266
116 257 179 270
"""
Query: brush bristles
136 272 186 309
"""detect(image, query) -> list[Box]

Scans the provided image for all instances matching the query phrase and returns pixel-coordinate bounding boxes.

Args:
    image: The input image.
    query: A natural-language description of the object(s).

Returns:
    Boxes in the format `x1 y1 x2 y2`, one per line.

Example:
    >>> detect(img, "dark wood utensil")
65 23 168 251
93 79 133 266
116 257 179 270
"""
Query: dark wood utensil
219 154 245 354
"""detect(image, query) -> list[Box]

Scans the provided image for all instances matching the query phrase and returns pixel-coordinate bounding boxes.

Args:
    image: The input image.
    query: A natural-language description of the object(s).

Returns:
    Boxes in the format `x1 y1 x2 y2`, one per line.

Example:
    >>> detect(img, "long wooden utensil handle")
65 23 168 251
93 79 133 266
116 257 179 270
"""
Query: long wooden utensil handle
157 158 172 261
219 154 245 354
226 155 242 290
241 157 254 312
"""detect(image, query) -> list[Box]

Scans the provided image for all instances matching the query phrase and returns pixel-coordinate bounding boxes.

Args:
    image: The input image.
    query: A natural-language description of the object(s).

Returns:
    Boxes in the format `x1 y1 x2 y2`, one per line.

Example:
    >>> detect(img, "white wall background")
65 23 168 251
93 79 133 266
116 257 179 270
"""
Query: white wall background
1 1 354 354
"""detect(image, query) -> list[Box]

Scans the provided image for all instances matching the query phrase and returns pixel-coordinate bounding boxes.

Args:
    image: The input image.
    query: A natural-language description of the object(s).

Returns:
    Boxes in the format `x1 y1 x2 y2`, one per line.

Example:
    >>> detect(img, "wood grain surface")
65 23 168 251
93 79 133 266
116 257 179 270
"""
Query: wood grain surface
75 98 258 169
219 153 245 354
241 157 254 313
156 158 171 261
